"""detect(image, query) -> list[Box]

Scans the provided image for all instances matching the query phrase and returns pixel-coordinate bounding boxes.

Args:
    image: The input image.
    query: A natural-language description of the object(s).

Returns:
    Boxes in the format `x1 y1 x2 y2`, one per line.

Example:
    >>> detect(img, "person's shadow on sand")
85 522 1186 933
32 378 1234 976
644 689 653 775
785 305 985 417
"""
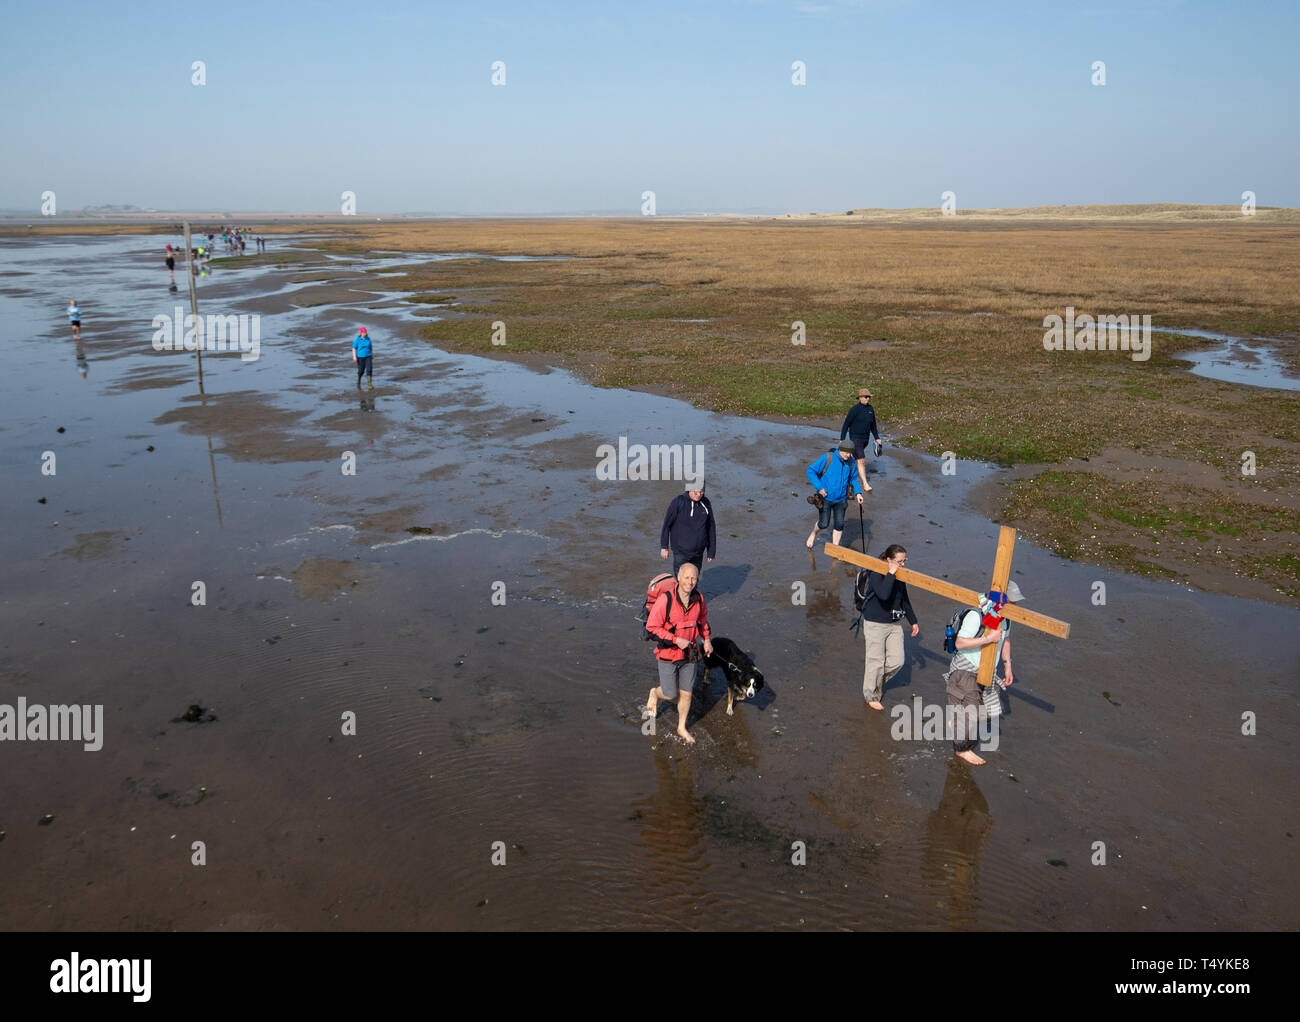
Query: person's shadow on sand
699 562 750 600
845 514 874 553
882 640 917 695
911 639 948 674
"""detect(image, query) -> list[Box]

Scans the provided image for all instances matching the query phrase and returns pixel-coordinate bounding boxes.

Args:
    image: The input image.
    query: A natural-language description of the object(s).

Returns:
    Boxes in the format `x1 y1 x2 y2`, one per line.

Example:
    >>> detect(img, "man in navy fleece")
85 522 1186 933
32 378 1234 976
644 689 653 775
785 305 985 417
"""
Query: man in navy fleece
659 481 716 575
839 386 881 494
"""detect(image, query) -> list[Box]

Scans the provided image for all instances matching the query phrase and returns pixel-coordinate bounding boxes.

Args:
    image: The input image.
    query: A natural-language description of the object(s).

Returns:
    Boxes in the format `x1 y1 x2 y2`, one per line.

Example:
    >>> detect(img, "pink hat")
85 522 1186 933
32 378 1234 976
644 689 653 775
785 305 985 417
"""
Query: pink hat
359 327 367 334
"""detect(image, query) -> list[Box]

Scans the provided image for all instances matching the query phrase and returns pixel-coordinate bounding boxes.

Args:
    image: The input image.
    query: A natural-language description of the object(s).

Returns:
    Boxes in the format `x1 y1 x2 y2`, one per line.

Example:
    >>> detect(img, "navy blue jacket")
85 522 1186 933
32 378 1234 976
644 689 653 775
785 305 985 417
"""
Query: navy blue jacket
840 402 879 442
660 494 716 558
856 570 918 625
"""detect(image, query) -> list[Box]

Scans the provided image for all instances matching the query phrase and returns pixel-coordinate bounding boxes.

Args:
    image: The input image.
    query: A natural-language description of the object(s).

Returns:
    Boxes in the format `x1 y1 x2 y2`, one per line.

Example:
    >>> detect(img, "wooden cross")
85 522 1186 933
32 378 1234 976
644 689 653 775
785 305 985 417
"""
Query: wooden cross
825 526 1069 687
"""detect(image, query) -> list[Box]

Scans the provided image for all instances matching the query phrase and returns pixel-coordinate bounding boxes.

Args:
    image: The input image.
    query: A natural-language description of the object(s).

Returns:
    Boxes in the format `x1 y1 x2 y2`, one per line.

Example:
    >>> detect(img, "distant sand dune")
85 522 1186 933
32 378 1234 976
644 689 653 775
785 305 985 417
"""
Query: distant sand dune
821 202 1298 223
3 202 1296 230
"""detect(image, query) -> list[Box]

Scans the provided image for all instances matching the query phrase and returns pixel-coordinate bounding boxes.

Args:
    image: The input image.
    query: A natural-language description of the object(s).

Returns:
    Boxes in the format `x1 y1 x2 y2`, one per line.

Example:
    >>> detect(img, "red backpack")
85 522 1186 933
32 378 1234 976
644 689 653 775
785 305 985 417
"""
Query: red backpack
636 573 677 641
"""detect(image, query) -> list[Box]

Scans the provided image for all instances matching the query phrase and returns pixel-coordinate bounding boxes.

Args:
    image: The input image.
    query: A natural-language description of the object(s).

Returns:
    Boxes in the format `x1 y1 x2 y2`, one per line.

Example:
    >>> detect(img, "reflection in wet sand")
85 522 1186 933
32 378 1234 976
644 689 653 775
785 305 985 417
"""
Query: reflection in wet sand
804 579 845 622
922 761 993 929
631 753 708 921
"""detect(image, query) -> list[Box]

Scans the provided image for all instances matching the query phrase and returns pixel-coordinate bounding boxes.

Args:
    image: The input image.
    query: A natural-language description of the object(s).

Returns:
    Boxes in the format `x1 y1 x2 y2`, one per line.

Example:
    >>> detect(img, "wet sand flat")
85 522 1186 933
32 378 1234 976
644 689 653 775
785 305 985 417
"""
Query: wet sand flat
0 232 1296 931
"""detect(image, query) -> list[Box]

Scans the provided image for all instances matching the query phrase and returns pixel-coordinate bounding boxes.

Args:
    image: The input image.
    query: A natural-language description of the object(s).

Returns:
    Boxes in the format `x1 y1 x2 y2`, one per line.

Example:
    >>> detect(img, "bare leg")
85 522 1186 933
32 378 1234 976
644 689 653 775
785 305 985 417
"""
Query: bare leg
831 529 843 546
856 457 872 492
676 687 695 743
645 685 662 717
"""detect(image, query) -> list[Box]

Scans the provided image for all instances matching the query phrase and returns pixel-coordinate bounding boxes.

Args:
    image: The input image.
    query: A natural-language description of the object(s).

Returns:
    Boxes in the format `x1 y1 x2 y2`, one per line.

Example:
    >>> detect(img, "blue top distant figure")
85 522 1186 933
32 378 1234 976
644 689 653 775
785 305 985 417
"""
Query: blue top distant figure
352 327 374 389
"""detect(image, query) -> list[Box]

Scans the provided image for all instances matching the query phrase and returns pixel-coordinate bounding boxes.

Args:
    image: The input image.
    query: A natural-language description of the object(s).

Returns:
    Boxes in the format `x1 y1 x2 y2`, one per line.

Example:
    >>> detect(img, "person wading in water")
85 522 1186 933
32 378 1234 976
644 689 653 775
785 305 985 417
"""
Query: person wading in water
805 440 864 550
645 562 714 745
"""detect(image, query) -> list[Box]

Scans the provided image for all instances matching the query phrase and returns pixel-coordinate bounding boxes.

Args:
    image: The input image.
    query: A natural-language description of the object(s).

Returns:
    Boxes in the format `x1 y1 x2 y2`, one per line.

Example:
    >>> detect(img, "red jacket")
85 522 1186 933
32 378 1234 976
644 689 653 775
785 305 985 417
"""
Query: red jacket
646 587 710 662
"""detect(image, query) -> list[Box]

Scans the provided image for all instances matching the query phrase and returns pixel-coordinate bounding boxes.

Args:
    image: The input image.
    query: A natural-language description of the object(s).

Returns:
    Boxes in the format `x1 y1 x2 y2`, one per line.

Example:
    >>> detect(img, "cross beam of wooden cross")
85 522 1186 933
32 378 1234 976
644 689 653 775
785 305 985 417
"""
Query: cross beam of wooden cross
825 526 1069 688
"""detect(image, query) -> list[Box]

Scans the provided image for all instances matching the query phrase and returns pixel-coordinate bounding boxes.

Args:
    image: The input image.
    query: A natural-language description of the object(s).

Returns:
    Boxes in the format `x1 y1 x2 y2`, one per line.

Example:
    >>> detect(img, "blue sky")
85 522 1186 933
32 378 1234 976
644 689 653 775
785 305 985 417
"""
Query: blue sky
1 0 1295 214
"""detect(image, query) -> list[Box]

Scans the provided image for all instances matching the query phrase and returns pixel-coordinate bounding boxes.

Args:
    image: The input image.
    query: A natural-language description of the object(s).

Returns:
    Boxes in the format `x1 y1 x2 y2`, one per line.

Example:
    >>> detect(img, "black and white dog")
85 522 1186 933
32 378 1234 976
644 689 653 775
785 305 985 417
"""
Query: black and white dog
704 637 766 716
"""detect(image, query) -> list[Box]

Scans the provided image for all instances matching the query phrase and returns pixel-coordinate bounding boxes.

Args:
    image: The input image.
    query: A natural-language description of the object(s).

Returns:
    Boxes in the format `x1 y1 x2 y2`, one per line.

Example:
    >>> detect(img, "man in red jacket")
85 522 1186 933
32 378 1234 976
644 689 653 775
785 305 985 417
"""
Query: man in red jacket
644 562 714 745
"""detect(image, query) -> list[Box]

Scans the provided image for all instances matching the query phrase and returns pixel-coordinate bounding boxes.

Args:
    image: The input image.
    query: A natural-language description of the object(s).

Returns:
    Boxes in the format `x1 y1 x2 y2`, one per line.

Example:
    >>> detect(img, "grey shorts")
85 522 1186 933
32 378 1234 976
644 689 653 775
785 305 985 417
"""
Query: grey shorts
657 657 701 699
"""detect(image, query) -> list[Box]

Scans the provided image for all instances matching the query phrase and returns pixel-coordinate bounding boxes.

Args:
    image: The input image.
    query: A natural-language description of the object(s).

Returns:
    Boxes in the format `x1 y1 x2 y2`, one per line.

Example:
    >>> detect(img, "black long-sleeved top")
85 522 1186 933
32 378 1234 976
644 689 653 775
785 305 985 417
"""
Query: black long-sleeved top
659 494 716 558
840 402 880 441
858 571 917 625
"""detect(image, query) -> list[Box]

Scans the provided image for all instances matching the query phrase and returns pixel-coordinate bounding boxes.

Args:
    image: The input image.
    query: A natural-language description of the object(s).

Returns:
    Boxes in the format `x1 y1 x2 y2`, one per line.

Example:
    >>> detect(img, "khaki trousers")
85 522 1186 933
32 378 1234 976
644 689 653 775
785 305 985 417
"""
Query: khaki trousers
861 620 904 703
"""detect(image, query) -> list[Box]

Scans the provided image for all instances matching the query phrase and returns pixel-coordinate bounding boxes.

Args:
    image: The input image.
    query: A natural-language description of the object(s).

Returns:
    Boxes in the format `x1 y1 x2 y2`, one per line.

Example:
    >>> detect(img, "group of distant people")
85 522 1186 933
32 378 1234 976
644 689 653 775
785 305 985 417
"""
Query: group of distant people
214 228 266 256
162 231 268 285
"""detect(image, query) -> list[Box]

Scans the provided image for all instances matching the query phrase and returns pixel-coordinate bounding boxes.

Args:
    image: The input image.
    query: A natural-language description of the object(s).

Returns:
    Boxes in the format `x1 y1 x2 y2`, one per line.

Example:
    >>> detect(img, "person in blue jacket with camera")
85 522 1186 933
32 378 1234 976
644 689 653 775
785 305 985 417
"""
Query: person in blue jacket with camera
804 439 864 550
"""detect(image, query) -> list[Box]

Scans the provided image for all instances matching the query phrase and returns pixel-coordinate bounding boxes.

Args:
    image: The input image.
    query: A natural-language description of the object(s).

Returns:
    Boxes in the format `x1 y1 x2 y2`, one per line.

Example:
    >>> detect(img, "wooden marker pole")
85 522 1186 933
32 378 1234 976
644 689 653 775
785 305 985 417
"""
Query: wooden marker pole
183 220 204 392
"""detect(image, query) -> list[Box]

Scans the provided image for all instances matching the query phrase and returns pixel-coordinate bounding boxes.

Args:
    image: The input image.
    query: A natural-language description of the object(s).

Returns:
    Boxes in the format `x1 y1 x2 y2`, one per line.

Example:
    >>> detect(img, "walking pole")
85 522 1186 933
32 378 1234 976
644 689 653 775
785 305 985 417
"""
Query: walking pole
858 499 867 552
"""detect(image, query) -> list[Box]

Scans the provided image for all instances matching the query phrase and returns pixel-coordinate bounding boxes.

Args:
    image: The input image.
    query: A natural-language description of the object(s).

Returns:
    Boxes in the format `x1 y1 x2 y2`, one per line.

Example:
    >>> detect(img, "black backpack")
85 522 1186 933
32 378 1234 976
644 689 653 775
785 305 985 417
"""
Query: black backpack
849 569 878 637
852 569 876 613
943 608 983 654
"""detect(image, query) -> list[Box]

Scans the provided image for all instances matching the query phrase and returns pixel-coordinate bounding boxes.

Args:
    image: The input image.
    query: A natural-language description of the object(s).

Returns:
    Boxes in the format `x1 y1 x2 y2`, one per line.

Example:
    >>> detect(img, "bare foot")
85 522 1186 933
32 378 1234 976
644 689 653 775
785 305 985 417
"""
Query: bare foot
956 749 986 766
645 687 659 717
805 533 816 549
867 700 884 711
677 726 695 744
862 484 873 492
